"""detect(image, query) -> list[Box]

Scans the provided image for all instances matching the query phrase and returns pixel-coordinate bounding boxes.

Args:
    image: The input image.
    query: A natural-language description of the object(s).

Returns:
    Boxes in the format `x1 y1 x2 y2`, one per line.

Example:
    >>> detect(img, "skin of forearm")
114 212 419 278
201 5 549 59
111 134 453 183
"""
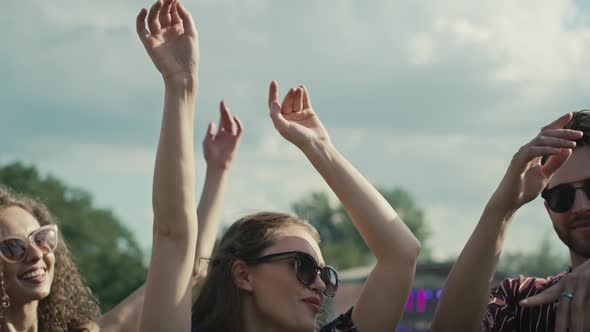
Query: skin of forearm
142 79 199 332
431 201 515 332
192 166 228 283
301 139 420 264
152 80 198 240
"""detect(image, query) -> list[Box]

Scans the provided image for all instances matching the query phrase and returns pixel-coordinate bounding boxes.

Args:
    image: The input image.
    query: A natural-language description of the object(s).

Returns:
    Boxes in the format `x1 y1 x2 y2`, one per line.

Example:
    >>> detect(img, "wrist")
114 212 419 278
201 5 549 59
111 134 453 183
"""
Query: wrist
164 75 198 94
205 164 230 178
484 194 518 223
299 137 333 156
301 138 337 164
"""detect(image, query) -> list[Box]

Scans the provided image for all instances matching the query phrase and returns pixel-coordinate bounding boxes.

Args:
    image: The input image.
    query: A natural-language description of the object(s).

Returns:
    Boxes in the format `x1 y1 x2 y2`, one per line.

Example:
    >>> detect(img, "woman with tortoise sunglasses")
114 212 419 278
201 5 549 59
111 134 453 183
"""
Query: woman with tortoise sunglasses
191 81 421 332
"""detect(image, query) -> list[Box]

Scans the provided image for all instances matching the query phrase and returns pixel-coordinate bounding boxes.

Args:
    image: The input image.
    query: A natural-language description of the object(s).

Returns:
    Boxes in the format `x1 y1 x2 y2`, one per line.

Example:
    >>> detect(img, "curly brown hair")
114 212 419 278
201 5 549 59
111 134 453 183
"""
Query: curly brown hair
0 186 100 332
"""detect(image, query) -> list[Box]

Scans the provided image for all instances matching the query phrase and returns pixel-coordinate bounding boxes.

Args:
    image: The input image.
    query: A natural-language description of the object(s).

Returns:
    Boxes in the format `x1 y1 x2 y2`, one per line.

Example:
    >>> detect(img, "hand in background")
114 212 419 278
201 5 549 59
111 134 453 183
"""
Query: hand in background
203 101 243 170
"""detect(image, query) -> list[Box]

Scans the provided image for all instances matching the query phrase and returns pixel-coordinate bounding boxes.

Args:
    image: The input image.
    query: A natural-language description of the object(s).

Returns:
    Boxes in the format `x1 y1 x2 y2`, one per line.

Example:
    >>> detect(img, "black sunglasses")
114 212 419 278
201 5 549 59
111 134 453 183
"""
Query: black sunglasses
246 251 339 297
542 178 590 213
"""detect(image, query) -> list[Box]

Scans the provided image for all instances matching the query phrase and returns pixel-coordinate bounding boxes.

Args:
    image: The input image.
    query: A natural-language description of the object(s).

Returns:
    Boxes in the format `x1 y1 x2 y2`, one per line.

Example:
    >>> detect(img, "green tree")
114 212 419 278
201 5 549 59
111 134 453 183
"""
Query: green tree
0 162 146 311
292 187 430 270
499 233 569 277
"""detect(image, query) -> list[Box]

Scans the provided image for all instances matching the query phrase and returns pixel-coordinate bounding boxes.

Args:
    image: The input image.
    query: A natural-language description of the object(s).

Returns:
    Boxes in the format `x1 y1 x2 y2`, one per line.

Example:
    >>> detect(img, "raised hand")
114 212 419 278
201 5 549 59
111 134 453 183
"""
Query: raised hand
490 113 583 212
136 0 199 85
203 101 243 170
268 81 330 150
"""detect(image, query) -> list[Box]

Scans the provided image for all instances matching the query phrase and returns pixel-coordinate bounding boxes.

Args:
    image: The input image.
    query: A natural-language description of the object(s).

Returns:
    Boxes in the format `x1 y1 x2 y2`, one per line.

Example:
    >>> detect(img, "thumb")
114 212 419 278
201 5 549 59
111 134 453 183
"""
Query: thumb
269 100 289 132
519 278 565 307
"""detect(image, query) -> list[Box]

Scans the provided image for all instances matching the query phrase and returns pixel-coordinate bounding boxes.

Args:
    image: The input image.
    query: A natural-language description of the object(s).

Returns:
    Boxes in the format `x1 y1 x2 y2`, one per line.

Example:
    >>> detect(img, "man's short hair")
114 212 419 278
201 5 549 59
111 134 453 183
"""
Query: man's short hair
541 110 590 164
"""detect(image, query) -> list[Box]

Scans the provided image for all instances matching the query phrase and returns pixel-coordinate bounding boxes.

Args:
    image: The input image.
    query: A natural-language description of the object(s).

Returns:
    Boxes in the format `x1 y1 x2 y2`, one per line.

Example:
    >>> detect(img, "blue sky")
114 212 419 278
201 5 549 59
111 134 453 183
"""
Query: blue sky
2 0 590 261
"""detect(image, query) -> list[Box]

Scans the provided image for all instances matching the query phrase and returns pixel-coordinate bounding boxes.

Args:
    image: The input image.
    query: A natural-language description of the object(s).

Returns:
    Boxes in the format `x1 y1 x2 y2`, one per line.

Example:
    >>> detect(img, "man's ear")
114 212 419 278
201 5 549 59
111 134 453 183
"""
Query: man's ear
232 260 254 292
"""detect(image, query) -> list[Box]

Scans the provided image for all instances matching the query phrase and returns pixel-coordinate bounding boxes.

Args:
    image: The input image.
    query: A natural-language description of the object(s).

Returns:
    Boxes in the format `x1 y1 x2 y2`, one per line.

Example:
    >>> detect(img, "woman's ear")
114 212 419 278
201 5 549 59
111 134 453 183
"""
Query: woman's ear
232 260 254 292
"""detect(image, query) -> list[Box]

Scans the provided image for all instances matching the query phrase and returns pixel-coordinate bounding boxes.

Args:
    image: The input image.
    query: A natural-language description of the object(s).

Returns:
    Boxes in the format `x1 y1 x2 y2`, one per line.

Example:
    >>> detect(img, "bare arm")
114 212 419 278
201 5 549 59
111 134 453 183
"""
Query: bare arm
137 1 199 331
95 103 241 331
192 100 243 285
431 113 582 331
268 81 421 331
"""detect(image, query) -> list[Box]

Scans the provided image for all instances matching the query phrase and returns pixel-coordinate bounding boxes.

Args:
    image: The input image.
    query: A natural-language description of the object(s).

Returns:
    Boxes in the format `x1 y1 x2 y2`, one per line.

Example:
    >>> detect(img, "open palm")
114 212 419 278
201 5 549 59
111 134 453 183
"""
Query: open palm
136 0 198 82
268 81 329 148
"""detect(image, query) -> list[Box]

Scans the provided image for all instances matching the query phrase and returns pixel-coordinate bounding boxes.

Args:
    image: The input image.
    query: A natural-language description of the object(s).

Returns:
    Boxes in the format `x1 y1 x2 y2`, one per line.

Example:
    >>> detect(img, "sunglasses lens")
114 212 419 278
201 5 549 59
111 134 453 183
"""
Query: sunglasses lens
320 267 339 297
547 185 576 213
296 254 318 286
0 239 27 262
584 180 590 200
33 228 58 254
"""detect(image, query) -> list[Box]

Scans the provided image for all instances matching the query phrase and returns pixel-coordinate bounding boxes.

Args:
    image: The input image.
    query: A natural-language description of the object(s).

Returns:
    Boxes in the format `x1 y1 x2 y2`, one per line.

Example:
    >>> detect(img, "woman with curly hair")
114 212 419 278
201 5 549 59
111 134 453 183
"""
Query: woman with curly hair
0 187 100 332
0 0 202 330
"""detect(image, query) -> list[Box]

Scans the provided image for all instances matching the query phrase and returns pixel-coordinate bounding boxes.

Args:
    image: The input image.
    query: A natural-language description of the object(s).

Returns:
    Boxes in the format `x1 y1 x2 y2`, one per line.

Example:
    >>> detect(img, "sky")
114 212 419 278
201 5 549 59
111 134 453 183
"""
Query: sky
2 0 590 262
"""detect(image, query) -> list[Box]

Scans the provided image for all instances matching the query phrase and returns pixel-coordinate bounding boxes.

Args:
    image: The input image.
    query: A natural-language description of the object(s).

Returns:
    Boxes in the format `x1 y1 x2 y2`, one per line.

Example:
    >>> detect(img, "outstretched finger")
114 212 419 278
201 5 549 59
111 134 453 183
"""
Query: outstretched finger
268 81 279 108
517 145 562 164
136 9 150 44
520 278 565 307
220 100 236 135
541 128 584 140
234 116 243 137
147 0 163 34
177 2 197 36
541 113 574 132
301 85 312 110
531 136 578 149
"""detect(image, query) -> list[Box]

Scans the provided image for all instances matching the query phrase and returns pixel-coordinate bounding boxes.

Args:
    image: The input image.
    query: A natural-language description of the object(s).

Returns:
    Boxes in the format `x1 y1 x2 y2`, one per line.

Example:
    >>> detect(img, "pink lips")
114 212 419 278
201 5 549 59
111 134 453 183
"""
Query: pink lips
301 296 322 314
18 265 47 284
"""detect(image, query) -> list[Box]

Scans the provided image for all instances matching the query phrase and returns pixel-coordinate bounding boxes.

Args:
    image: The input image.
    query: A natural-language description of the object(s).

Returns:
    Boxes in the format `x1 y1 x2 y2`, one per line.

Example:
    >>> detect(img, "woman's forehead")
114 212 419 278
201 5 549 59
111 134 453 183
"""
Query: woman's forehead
267 228 324 265
0 206 40 235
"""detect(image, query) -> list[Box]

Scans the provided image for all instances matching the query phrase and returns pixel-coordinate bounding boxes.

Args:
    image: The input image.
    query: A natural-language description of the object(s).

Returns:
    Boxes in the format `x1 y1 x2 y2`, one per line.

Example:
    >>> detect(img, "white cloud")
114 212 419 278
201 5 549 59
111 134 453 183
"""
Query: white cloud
2 0 590 263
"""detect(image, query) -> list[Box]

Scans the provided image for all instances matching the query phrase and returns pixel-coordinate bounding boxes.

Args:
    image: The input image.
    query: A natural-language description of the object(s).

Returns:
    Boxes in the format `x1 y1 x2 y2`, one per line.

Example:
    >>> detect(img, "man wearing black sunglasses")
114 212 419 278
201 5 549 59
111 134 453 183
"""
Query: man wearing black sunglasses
432 111 590 332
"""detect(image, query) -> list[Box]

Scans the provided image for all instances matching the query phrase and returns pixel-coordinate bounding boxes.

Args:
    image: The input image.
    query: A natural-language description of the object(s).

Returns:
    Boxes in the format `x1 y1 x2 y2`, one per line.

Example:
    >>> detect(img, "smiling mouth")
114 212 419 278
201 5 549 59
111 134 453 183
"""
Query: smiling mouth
18 268 47 282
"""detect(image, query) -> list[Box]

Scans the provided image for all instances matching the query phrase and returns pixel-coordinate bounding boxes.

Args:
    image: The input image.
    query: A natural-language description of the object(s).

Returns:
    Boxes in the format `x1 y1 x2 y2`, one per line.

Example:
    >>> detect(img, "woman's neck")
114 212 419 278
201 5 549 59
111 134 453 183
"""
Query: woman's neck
242 300 304 332
3 300 39 332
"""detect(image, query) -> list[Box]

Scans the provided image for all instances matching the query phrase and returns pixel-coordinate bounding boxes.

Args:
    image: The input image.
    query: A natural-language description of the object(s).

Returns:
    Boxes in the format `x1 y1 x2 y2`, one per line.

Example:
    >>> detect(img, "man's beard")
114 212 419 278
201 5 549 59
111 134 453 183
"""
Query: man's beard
554 225 590 259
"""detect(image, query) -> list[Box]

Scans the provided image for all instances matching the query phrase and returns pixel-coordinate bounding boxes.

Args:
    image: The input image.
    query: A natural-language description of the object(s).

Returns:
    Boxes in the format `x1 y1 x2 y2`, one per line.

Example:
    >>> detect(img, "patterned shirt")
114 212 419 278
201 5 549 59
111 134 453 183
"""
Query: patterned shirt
482 272 567 332
320 307 358 332
191 307 358 332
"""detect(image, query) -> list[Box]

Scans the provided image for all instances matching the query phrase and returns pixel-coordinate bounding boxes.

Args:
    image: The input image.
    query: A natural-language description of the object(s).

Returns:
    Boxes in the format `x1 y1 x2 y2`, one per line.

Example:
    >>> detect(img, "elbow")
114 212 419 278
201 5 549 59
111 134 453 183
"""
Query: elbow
152 203 198 241
381 237 421 267
410 238 422 260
